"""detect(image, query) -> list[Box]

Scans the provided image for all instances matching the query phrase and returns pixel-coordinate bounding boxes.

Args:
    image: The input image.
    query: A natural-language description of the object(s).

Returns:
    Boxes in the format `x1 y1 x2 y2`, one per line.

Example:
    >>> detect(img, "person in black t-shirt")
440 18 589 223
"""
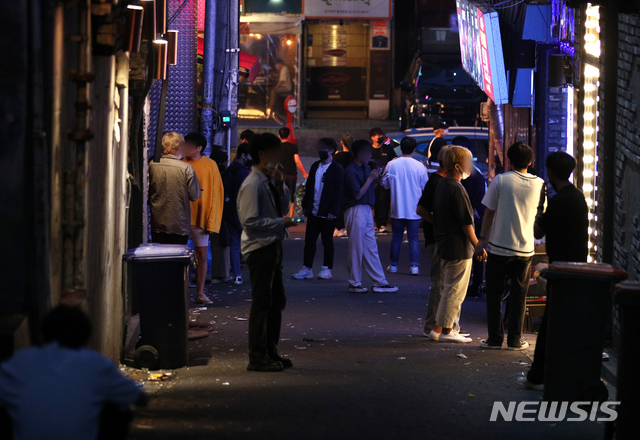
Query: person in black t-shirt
278 127 307 216
427 122 448 165
333 135 354 236
524 152 588 389
369 127 397 232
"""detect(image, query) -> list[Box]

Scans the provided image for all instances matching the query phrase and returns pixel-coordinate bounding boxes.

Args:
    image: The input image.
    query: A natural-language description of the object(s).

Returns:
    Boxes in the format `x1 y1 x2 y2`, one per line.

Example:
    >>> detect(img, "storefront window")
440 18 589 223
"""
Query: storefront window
238 23 300 124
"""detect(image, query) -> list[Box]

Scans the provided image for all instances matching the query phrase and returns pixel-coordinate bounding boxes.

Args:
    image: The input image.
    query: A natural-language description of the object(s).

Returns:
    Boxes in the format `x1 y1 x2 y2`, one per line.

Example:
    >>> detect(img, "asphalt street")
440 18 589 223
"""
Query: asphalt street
129 226 609 440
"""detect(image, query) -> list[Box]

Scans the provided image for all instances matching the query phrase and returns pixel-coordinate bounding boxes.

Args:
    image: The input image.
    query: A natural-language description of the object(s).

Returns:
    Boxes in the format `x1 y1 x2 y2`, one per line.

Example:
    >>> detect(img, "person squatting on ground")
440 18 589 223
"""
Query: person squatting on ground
382 136 429 276
293 138 344 280
475 142 545 351
237 133 299 372
429 146 486 343
0 305 147 440
343 140 398 294
182 133 225 305
149 132 201 245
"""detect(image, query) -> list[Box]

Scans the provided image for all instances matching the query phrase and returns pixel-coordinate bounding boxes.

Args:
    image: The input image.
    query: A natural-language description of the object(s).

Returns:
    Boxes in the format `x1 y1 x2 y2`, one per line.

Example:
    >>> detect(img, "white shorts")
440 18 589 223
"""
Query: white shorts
190 225 210 247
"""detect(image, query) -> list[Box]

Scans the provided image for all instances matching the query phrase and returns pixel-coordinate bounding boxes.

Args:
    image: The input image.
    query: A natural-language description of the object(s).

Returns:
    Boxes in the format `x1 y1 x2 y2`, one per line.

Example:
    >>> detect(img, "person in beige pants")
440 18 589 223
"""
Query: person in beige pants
342 140 398 294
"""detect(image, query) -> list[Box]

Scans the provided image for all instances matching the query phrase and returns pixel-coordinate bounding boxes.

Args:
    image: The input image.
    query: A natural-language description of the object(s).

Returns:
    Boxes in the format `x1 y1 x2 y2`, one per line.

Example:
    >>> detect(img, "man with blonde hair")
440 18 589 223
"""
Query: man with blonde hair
149 132 201 245
429 146 486 343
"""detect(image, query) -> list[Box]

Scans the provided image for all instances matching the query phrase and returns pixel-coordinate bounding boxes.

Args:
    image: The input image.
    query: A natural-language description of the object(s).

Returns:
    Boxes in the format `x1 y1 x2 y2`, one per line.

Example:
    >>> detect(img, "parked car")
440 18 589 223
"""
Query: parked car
384 126 490 175
399 52 486 130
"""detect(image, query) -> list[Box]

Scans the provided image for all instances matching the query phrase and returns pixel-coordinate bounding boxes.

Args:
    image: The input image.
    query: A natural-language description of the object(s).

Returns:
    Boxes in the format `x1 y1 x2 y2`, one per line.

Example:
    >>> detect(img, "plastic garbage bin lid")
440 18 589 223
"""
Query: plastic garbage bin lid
548 262 628 277
123 244 194 263
615 281 640 306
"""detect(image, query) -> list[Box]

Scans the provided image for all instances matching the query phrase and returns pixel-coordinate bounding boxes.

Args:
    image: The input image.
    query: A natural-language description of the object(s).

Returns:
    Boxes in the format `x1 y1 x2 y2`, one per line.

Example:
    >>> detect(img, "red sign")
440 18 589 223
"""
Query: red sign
316 72 352 88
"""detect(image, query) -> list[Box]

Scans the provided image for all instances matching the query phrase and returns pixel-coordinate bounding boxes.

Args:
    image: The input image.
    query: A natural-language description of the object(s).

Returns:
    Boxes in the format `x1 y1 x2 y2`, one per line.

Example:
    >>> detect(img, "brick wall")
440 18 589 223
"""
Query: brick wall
604 13 640 281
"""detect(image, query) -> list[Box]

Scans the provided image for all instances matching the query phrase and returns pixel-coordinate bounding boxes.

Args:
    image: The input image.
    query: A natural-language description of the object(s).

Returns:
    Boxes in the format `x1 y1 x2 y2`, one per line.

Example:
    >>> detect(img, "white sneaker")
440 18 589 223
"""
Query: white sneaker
348 284 368 293
387 265 398 273
317 266 332 279
428 330 440 341
438 332 472 343
372 284 398 293
410 265 419 275
507 341 530 351
292 267 313 280
233 276 243 285
378 226 387 233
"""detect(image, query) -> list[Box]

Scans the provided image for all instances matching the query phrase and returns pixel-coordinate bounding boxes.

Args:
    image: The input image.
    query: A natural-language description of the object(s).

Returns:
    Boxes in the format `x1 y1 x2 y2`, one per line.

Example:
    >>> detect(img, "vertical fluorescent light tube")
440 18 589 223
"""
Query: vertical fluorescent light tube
156 0 167 35
141 0 156 41
154 39 168 80
167 30 179 65
126 5 144 52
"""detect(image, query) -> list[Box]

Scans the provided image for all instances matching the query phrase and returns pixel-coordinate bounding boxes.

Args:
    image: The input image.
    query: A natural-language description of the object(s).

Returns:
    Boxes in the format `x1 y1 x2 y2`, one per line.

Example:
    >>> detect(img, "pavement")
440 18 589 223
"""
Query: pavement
128 225 613 440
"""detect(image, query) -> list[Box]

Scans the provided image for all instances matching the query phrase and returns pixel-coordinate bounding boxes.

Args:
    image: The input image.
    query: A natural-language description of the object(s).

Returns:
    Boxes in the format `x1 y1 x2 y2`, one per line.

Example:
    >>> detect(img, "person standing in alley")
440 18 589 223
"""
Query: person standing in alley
429 146 484 343
475 142 545 350
279 127 308 217
427 122 449 165
382 136 429 275
0 305 147 440
370 127 396 232
182 133 225 305
268 59 293 122
149 132 200 245
417 145 463 338
293 138 344 280
237 133 299 372
523 152 588 389
222 144 252 285
343 140 398 294
332 135 354 237
461 163 487 297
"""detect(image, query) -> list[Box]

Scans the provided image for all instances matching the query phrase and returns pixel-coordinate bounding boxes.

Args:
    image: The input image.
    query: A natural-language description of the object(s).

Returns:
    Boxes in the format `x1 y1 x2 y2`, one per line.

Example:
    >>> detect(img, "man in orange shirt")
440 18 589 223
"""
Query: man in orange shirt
182 133 225 305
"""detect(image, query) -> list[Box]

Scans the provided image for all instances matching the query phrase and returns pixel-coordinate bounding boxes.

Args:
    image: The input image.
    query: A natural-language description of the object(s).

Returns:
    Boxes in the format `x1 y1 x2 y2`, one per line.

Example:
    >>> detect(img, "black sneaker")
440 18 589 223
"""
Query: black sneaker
270 353 293 369
247 356 284 372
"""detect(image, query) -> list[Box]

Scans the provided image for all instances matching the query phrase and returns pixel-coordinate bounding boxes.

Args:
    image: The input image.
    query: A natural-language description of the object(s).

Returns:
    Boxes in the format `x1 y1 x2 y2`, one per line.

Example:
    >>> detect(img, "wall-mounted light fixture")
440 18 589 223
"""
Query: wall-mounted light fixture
141 0 156 41
154 39 168 79
156 0 167 36
125 5 144 52
167 30 179 65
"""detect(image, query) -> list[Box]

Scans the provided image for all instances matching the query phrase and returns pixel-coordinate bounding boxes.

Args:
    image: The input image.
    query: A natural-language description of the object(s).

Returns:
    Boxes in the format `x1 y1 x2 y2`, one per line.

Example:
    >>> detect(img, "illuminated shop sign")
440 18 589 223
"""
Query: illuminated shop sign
455 0 508 104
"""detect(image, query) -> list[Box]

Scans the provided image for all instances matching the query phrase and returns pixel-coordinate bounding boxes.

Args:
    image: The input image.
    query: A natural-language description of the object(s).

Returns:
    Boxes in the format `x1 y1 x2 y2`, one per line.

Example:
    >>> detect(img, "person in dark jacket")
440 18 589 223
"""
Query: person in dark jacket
461 164 487 297
292 138 344 280
333 135 354 237
222 144 252 285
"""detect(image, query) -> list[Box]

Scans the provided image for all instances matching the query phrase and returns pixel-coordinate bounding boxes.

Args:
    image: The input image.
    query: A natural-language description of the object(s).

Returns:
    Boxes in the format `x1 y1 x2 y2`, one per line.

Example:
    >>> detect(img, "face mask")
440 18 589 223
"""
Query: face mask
319 150 330 161
457 165 470 180
264 162 277 172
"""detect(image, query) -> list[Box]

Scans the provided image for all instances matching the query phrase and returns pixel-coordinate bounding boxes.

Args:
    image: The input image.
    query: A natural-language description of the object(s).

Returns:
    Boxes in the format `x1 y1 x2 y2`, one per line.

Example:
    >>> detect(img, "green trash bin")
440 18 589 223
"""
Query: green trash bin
542 262 627 403
123 244 195 370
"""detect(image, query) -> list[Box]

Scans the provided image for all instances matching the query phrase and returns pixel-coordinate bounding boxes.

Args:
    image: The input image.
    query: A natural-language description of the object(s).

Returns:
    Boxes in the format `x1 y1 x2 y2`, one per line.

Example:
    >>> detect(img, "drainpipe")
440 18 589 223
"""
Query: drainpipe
201 0 217 150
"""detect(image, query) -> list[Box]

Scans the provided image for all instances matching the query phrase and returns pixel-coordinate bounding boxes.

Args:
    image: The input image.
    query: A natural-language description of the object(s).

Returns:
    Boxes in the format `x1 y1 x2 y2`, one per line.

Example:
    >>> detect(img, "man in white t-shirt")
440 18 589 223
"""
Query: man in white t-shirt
474 142 545 351
382 137 429 275
293 138 344 280
269 59 293 117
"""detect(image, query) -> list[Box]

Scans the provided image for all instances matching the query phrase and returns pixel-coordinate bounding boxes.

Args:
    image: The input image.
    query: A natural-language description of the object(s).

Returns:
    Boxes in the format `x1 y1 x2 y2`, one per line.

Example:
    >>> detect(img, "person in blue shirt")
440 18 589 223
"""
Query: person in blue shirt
343 140 398 294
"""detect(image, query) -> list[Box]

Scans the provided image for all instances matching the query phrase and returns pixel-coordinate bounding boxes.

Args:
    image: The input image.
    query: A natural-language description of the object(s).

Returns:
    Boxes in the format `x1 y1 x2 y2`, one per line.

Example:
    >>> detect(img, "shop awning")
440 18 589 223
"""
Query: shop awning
197 38 260 82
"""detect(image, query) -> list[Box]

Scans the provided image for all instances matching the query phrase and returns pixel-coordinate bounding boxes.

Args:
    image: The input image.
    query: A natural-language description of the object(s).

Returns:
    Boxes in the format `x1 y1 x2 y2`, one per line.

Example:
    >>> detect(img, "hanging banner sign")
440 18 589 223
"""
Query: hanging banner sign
456 0 508 105
303 0 391 19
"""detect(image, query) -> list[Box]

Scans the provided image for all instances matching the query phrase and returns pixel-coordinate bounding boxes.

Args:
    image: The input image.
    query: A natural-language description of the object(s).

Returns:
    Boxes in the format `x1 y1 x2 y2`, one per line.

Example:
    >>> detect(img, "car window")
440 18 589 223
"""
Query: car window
417 64 475 88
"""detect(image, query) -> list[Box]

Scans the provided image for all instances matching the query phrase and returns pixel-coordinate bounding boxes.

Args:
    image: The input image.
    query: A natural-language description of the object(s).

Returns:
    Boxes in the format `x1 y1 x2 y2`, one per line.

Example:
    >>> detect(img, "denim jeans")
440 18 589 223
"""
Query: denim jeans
390 218 421 266
227 221 242 277
485 253 532 347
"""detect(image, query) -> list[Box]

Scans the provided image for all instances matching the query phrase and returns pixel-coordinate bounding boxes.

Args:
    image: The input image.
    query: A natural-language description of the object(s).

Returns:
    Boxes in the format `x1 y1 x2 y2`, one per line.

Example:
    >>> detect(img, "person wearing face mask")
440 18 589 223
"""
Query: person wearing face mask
474 142 545 351
522 152 588 390
237 133 299 372
149 132 201 245
429 146 486 343
369 127 396 232
292 138 344 280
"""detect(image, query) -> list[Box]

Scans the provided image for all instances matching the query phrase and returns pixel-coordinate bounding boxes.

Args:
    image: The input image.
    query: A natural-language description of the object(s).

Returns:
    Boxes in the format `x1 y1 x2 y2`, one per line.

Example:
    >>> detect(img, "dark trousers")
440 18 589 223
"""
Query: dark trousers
284 174 297 203
303 215 336 269
247 241 286 363
527 290 550 385
469 219 484 287
151 231 189 245
374 185 390 229
485 253 532 347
